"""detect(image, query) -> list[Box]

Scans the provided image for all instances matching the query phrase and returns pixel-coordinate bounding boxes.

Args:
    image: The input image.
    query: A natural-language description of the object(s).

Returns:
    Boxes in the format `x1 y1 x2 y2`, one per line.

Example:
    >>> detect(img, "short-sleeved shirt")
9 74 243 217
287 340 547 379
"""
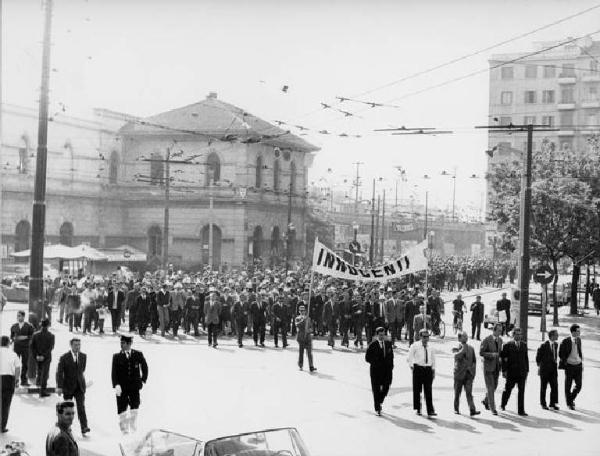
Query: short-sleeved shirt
0 346 20 375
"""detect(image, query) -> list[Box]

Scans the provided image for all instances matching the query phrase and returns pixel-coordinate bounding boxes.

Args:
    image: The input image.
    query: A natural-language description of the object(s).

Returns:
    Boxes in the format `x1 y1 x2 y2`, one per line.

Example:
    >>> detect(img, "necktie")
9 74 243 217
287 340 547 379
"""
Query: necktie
382 341 385 357
553 343 557 361
425 346 428 364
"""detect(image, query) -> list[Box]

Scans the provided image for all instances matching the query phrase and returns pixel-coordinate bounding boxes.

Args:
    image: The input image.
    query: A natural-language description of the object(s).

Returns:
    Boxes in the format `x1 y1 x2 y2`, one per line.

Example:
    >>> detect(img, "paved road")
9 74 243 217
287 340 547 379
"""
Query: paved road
0 286 598 456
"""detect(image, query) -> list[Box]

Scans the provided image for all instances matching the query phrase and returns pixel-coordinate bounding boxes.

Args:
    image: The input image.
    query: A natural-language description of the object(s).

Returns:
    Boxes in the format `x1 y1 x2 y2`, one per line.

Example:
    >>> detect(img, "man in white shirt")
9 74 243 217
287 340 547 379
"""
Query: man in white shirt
407 329 436 416
0 335 21 433
558 324 583 410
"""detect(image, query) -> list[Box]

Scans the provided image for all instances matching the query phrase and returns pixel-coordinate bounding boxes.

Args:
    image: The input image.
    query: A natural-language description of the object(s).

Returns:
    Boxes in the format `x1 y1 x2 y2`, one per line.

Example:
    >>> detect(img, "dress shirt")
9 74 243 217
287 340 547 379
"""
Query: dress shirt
0 347 20 375
407 342 436 369
567 337 582 365
71 351 79 364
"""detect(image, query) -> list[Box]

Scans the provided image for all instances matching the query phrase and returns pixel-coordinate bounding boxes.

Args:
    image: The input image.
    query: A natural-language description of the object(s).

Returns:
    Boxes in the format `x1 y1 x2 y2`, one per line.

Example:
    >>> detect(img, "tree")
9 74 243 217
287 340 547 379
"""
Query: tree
487 138 600 323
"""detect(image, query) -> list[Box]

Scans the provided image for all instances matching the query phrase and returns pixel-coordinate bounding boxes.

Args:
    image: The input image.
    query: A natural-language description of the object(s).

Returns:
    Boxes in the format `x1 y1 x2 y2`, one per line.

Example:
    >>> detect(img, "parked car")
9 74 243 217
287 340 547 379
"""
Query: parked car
120 427 312 456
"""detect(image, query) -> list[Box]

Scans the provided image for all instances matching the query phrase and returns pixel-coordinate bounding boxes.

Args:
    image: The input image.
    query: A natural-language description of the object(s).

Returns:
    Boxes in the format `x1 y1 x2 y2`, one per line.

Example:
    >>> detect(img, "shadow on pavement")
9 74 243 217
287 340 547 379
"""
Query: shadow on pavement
504 413 579 431
379 412 435 433
310 371 336 381
429 417 481 433
475 417 521 432
556 410 600 424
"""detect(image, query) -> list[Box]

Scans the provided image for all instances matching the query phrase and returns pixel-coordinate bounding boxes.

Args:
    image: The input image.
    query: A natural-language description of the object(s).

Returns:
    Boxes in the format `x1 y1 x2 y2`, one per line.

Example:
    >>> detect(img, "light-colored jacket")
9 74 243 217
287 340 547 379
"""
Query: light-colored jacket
480 334 503 372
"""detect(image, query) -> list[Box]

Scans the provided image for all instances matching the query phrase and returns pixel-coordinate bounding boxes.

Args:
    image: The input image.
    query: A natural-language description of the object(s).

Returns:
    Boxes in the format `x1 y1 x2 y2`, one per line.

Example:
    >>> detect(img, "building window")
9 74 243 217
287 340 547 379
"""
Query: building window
206 152 221 185
542 90 555 103
500 91 513 105
500 67 514 80
290 161 296 193
271 226 281 254
273 158 280 192
525 64 537 78
109 151 119 184
499 116 512 126
524 116 536 125
588 113 598 126
255 155 263 188
560 111 574 128
524 91 536 104
15 220 31 252
59 222 74 246
147 226 162 257
587 85 598 101
252 226 263 257
561 87 574 103
150 152 164 186
18 148 28 174
541 116 554 127
561 63 575 77
591 60 599 73
543 65 556 78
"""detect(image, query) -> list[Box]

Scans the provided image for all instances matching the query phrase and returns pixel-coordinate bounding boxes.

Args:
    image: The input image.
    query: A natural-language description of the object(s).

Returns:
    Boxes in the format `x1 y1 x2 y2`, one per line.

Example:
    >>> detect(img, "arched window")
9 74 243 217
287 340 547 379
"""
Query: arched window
271 226 281 254
15 220 31 252
256 155 263 188
290 161 296 193
59 222 74 247
148 226 162 257
109 151 119 184
252 226 263 258
150 152 164 186
206 152 221 185
273 159 280 191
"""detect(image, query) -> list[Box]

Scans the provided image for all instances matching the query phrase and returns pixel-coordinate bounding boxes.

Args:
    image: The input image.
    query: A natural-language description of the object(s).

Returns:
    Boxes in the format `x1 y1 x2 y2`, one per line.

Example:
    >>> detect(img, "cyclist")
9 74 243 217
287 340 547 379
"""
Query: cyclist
427 290 443 336
452 294 467 332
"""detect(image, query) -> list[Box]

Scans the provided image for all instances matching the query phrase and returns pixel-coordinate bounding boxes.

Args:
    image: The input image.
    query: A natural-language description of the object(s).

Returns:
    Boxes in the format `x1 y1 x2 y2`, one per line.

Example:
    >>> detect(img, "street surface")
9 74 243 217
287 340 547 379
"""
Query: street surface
1 286 598 456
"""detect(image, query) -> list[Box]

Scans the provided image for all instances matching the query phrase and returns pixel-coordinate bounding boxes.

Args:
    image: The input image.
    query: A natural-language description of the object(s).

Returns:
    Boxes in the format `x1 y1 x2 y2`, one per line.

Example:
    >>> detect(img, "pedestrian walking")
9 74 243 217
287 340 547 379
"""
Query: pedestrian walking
500 327 529 415
46 401 79 456
185 287 202 337
30 318 55 397
0 335 21 433
452 331 480 416
470 295 484 341
204 288 222 347
107 284 125 333
232 292 249 347
413 305 431 343
365 327 394 416
323 288 338 348
559 323 583 410
404 295 417 345
250 290 267 347
480 322 503 415
111 335 148 434
56 338 90 435
296 304 316 372
496 292 511 336
272 294 289 348
407 329 436 416
10 310 34 386
536 329 559 410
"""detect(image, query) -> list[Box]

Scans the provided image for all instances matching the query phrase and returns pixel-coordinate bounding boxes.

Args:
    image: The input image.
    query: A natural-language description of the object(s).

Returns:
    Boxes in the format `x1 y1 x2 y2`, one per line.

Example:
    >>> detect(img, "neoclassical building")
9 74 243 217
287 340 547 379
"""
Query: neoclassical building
0 93 318 268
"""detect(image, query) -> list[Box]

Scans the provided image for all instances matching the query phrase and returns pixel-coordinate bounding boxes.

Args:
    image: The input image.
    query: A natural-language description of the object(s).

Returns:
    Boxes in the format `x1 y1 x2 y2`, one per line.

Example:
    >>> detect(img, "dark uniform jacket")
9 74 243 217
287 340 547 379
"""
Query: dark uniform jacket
501 340 529 378
31 328 55 360
272 301 288 323
231 300 249 321
111 349 148 392
56 352 87 396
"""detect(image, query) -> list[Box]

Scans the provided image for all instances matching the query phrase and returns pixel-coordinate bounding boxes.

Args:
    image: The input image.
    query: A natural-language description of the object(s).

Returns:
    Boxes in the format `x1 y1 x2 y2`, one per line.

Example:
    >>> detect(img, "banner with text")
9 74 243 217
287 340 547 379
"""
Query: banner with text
312 238 429 282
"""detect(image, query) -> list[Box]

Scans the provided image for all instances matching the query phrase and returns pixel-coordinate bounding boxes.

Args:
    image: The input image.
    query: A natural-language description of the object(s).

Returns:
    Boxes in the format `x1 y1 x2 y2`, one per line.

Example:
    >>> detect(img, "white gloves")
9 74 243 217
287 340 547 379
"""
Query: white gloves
115 385 122 396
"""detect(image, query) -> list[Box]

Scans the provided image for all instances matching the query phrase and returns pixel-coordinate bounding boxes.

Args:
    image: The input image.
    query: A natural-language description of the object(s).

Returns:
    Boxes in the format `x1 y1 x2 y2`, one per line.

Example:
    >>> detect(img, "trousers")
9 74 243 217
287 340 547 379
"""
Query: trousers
483 369 500 412
64 388 88 430
564 363 583 406
454 372 476 412
1 375 15 430
501 375 527 413
540 372 558 407
157 306 169 335
412 365 434 414
298 340 314 369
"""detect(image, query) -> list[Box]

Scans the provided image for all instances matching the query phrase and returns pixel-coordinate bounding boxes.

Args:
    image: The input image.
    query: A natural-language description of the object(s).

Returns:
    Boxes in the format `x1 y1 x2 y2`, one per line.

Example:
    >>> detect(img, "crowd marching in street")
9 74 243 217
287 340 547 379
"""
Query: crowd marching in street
0 257 588 455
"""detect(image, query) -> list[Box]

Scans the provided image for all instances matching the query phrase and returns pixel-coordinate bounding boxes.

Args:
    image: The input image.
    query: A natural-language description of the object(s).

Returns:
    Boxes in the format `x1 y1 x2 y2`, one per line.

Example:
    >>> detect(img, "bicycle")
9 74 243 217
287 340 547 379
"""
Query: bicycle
452 310 463 334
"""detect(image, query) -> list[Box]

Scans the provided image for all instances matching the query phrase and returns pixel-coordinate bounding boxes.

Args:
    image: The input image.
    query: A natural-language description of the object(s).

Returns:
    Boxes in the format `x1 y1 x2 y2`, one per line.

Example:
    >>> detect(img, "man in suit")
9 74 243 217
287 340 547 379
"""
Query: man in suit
45 401 79 456
111 335 148 434
30 318 55 397
453 331 480 416
404 295 418 345
536 329 559 410
322 289 338 348
56 338 90 435
365 327 394 415
480 322 503 415
391 290 406 348
559 323 583 410
125 283 140 333
500 327 529 415
296 304 316 372
232 292 249 348
156 283 170 337
204 288 222 347
339 286 353 348
107 285 125 333
10 310 35 386
413 305 431 343
470 295 484 341
496 292 511 335
271 294 289 348
407 329 436 416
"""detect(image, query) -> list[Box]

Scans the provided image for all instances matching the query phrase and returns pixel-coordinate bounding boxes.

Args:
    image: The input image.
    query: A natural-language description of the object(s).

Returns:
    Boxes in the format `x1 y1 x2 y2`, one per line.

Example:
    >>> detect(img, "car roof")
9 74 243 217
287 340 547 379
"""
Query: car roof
205 427 299 444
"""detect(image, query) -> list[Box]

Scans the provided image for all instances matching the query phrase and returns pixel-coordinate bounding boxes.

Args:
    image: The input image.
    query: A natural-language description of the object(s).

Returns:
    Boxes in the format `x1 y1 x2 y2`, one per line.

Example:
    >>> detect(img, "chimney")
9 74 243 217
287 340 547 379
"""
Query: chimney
207 92 218 99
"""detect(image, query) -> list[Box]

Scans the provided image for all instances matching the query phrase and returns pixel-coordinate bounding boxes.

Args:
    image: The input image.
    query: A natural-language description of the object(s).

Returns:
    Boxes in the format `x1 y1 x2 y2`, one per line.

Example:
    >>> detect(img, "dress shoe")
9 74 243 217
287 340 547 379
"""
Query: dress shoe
40 392 51 398
298 365 303 371
500 405 506 411
541 405 549 410
481 400 489 410
492 410 498 416
1 428 8 433
309 367 317 372
550 405 560 411
416 410 422 416
518 412 528 417
260 343 265 347
82 427 90 435
238 344 243 348
376 410 381 416
568 404 575 410
427 412 437 417
470 411 481 417
21 381 30 387
454 410 460 415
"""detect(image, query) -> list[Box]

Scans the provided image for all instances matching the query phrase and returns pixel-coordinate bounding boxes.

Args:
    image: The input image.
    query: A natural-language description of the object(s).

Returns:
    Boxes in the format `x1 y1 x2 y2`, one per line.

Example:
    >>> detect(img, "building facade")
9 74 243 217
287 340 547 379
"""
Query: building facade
1 93 318 269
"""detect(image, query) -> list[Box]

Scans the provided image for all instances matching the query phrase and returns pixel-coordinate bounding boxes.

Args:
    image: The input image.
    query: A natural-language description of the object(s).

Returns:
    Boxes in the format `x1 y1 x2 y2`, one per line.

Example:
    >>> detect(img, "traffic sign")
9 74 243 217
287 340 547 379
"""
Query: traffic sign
534 264 554 284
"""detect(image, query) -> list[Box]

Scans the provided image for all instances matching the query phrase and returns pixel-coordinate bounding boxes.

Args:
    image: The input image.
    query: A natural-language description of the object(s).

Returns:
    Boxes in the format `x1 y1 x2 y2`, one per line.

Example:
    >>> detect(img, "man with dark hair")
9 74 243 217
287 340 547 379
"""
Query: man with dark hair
366 327 394 416
470 295 484 341
480 322 503 415
0 335 21 433
46 401 79 456
30 318 55 397
296 304 316 372
500 327 529 415
56 338 90 435
559 323 583 410
496 292 511 336
536 329 559 410
205 288 222 348
407 329 436 416
452 331 480 416
107 284 125 334
10 310 34 386
111 335 148 434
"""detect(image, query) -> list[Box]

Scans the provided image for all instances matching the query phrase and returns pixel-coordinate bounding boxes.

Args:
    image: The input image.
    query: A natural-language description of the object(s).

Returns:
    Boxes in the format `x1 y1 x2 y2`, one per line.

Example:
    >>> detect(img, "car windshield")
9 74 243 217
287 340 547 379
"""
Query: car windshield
204 428 311 456
119 429 202 456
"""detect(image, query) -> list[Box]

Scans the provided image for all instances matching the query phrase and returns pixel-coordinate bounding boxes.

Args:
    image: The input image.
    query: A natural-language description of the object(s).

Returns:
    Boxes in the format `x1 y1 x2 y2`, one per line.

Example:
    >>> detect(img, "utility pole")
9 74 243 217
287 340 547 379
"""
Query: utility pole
380 189 385 263
451 167 457 222
369 179 375 265
374 195 380 264
208 169 214 270
353 161 362 215
29 0 54 319
285 177 293 272
423 191 429 241
162 147 171 270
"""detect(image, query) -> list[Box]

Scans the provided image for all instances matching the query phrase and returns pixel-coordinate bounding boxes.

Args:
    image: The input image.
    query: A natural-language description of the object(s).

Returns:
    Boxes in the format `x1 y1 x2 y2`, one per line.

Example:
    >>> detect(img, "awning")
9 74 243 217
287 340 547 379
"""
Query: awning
11 243 108 261
96 245 147 262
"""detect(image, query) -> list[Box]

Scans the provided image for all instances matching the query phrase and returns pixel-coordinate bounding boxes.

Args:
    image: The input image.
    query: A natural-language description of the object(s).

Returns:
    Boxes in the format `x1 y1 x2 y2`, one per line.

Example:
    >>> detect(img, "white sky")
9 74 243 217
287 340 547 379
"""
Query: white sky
3 0 600 213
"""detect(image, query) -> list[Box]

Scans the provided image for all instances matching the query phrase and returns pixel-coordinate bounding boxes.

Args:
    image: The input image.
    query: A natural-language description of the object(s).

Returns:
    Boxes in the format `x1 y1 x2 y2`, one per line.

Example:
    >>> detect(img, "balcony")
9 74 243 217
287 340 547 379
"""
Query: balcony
558 74 577 84
557 103 576 110
582 74 600 82
581 99 600 108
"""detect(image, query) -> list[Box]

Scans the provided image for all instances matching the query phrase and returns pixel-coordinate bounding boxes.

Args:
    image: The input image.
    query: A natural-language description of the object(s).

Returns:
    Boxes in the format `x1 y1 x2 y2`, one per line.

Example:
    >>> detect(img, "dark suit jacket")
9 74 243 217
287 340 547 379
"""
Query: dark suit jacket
454 343 477 380
106 290 125 312
365 339 394 384
501 340 529 378
249 300 268 324
322 299 338 323
470 302 484 323
558 337 583 369
111 349 148 392
536 340 558 377
31 329 55 360
56 352 87 396
46 424 79 456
